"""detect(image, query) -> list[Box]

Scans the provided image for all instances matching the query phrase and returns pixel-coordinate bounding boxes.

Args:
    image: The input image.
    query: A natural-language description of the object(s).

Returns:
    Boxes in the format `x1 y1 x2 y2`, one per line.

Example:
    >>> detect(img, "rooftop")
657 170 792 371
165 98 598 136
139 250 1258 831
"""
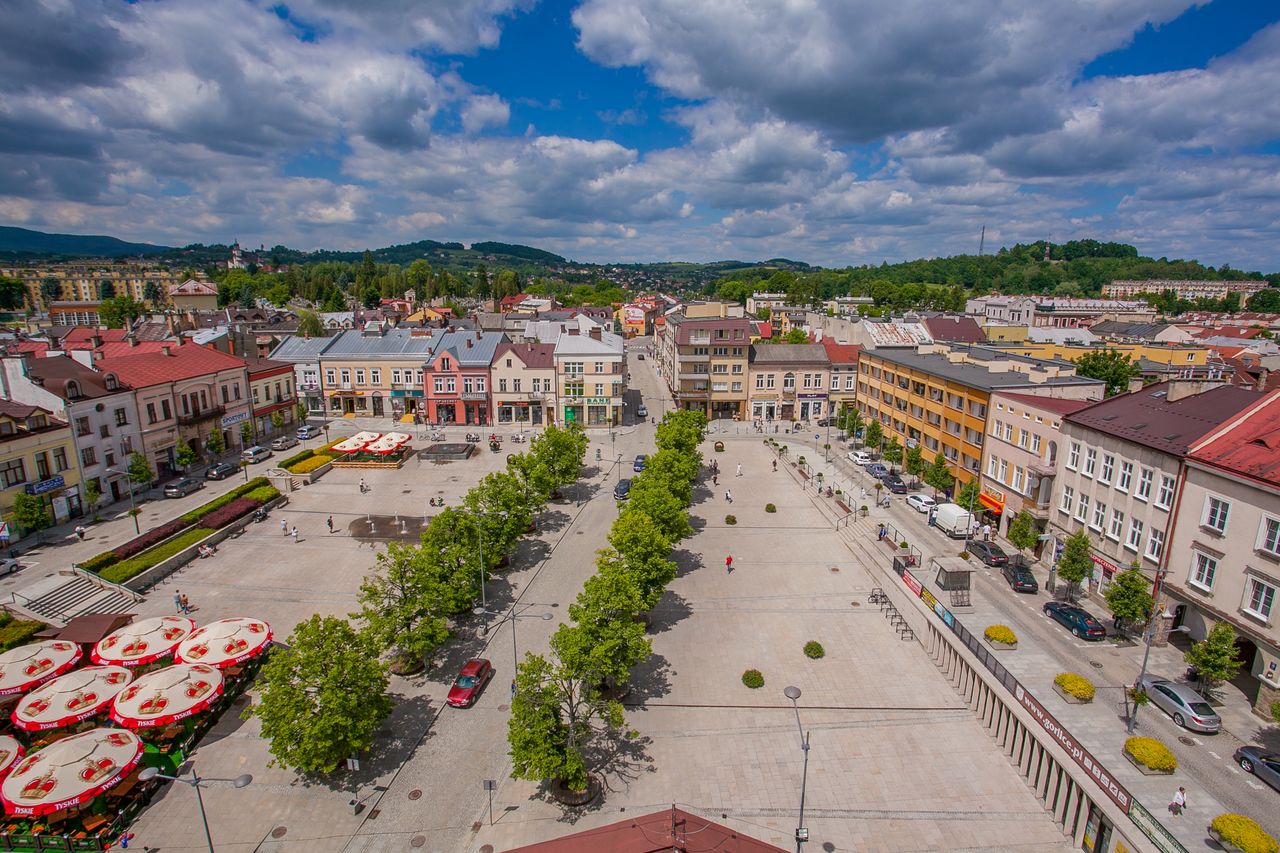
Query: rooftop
317 328 438 360
1064 381 1265 455
26 354 132 400
168 278 218 296
994 391 1096 417
493 341 556 370
921 316 987 344
866 347 1100 392
96 344 249 387
505 806 787 853
820 338 862 364
748 343 830 365
1089 320 1173 339
1189 392 1280 485
861 320 933 347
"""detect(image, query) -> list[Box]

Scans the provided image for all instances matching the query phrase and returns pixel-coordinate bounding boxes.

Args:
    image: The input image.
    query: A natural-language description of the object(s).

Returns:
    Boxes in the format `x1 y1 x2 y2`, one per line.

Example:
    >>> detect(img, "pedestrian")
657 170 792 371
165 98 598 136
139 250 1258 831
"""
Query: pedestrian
291 526 299 543
280 518 288 536
860 487 868 500
359 478 367 493
179 593 190 615
712 474 718 486
736 463 743 477
1168 787 1186 817
173 590 183 614
982 522 991 542
928 510 937 527
74 525 86 541
326 515 334 534
118 831 134 849
877 524 886 541
772 459 777 472
726 489 733 503
726 555 733 573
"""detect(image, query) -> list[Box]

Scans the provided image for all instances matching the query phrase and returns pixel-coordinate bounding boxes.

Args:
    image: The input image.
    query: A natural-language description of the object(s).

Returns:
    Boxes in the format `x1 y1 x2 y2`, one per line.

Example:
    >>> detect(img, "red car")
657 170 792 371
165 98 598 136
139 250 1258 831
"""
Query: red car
446 658 493 708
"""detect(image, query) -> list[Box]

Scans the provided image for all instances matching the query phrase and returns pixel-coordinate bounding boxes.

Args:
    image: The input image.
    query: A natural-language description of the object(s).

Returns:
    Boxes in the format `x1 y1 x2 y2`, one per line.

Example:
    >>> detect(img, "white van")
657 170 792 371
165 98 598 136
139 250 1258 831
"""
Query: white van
933 503 975 538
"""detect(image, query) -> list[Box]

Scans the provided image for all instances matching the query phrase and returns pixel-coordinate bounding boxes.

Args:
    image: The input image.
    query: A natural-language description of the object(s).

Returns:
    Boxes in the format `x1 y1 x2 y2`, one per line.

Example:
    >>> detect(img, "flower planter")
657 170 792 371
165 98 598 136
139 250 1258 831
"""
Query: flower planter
1124 750 1174 776
1053 682 1092 705
1208 828 1238 851
984 637 1017 651
550 774 601 807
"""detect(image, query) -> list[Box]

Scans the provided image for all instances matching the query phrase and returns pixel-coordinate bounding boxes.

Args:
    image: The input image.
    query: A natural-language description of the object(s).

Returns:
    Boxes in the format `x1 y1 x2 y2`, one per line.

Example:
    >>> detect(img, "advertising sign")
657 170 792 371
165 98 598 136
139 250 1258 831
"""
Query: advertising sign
220 411 249 428
25 476 65 496
902 569 922 596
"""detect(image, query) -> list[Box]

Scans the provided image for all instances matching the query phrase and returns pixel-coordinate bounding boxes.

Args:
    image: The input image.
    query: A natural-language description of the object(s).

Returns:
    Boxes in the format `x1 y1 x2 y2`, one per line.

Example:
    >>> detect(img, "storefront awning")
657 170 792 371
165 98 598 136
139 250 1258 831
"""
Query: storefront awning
978 492 1005 514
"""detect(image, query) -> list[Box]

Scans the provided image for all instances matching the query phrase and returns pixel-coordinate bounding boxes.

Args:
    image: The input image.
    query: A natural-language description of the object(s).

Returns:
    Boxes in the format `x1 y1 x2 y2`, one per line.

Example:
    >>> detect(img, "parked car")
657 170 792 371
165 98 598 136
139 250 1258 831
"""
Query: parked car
241 446 272 464
296 424 321 440
204 461 239 481
848 450 873 466
1042 601 1107 640
446 658 493 708
1000 559 1039 593
163 477 204 498
882 473 908 494
865 462 889 479
933 503 975 538
815 417 834 427
614 479 632 500
905 494 936 513
1137 676 1222 733
633 454 647 472
637 404 648 418
965 539 1009 566
0 559 21 576
270 435 299 451
1234 746 1280 793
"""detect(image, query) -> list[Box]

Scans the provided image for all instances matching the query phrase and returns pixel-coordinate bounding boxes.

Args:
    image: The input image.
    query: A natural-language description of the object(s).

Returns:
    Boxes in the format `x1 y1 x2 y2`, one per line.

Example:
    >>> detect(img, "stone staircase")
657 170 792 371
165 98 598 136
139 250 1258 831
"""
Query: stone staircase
14 575 140 626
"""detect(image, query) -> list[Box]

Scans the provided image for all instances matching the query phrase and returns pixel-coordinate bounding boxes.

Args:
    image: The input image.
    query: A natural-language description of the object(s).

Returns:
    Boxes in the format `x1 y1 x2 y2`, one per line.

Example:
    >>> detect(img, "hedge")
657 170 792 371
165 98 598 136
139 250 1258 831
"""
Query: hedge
180 477 271 523
242 485 281 503
1123 736 1177 772
279 449 315 469
984 625 1018 645
1054 673 1096 701
804 641 825 659
112 518 192 559
1210 815 1278 853
286 455 331 474
100 528 213 585
741 669 764 689
196 497 262 531
0 619 45 652
81 552 120 573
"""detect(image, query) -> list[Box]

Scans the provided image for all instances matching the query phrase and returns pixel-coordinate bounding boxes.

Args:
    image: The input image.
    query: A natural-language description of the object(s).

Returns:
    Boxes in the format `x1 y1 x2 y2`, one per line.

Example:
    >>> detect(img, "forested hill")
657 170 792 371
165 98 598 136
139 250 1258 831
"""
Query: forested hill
0 226 172 257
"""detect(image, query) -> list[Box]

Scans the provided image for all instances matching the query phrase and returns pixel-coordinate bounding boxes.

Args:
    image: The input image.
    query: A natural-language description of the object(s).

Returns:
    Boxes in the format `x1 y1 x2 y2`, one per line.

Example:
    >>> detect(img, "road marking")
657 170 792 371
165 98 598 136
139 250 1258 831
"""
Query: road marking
1230 767 1241 774
1208 751 1222 760
1191 737 1203 746
1246 780 1264 790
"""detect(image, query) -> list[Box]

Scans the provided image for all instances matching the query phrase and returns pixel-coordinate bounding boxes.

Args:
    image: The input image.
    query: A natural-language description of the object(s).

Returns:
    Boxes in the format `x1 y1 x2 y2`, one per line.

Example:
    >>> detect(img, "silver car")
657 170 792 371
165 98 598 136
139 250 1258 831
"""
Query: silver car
1234 746 1280 794
1137 676 1221 733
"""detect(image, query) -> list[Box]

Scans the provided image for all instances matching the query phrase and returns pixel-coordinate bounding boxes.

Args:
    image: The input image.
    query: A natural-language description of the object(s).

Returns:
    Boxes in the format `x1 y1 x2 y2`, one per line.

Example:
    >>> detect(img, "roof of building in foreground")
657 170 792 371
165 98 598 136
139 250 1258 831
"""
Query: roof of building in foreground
1188 391 1280 487
504 806 788 853
865 346 1101 392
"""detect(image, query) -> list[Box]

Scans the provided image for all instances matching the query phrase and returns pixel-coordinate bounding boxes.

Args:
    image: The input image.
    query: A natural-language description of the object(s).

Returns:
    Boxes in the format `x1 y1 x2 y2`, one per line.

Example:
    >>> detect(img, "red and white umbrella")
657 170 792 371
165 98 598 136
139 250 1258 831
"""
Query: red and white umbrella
0 641 82 698
109 664 223 729
92 616 195 668
174 618 272 669
12 667 133 732
366 432 410 454
332 431 380 453
0 736 24 781
1 729 143 817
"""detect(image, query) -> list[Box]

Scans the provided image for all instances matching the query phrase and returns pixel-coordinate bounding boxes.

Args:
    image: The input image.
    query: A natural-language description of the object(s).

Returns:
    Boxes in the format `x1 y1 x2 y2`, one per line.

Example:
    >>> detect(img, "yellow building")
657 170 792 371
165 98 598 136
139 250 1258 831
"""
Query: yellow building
999 341 1211 367
3 262 193 312
0 401 82 534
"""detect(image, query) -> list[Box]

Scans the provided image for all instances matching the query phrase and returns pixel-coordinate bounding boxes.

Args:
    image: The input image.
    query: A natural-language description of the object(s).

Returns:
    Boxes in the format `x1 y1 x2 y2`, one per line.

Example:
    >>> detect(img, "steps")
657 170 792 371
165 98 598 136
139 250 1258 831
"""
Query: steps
21 576 139 626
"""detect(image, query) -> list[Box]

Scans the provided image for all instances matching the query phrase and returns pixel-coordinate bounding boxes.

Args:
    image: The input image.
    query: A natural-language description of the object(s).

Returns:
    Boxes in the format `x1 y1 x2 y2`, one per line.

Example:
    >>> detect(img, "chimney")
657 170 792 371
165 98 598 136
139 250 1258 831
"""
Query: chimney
90 334 103 349
589 328 602 341
1256 368 1270 393
160 344 174 357
568 328 579 336
129 337 139 348
1165 377 1227 402
475 330 482 341
1126 376 1144 394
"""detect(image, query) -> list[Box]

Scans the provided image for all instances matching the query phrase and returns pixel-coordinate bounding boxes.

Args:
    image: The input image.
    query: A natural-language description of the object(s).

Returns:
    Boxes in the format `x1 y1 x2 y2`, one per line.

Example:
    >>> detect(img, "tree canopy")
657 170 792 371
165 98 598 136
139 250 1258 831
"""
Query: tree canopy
1074 350 1141 397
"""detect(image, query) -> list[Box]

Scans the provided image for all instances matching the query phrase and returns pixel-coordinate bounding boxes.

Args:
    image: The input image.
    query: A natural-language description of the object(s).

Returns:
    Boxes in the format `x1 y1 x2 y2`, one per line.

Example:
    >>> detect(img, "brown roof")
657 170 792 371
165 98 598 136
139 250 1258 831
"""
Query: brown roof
1063 381 1265 455
0 400 44 420
494 340 556 369
35 613 135 645
820 338 862 364
1189 392 1280 486
995 391 1096 417
26 354 133 400
922 316 987 344
97 343 247 387
670 316 755 345
505 807 788 853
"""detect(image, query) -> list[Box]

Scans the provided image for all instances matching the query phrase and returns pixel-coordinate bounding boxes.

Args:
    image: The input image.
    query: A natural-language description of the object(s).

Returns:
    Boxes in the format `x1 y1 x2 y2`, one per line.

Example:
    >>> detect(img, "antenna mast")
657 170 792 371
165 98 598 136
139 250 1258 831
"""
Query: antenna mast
978 225 985 256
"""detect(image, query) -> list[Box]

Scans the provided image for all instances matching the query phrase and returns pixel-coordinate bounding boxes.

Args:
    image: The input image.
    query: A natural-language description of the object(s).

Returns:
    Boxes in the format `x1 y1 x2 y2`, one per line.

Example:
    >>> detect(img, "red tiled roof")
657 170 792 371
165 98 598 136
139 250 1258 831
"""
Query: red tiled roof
62 327 129 348
96 344 247 387
754 320 772 339
506 807 787 853
1189 392 1280 485
494 341 556 369
996 391 1097 417
12 341 50 356
93 341 173 359
821 338 862 364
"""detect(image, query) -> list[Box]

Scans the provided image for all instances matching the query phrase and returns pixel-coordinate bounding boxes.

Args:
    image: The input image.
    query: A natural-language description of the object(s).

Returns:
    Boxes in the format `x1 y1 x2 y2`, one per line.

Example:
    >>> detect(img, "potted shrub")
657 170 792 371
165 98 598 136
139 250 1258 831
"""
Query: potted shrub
765 503 777 513
1052 673 1095 704
1123 736 1177 775
984 625 1018 650
859 505 869 518
803 641 825 659
798 455 806 466
1208 814 1278 853
725 514 737 525
742 669 764 689
958 550 971 561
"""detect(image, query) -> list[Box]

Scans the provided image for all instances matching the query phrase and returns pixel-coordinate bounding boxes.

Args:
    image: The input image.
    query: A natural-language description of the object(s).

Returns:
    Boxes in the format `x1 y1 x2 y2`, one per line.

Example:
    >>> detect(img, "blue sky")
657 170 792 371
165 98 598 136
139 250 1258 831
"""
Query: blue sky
1 0 1279 271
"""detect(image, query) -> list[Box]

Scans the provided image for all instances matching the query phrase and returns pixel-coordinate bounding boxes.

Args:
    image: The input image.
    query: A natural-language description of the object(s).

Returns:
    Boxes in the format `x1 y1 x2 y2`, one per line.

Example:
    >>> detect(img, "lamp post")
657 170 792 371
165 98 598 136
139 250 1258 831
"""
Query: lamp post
782 686 811 853
1128 620 1191 734
474 604 555 694
137 766 252 853
104 467 139 534
473 511 508 609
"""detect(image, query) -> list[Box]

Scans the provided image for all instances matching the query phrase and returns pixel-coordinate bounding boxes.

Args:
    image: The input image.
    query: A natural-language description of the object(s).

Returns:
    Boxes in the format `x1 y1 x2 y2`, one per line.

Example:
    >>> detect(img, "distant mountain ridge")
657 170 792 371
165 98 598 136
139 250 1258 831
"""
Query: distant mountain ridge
0 226 173 257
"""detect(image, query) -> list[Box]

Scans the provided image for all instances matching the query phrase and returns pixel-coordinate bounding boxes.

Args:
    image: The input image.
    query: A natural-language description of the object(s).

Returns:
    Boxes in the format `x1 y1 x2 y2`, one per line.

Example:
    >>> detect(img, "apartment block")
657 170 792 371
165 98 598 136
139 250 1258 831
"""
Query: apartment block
492 342 557 425
658 306 752 420
966 296 1156 328
748 344 832 422
1103 280 1270 301
555 326 624 427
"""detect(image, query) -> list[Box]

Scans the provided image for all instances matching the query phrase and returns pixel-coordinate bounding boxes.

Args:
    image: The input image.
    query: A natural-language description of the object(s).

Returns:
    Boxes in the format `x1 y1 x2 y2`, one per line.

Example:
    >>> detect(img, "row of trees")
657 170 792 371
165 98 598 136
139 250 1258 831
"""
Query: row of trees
249 424 589 774
507 410 707 794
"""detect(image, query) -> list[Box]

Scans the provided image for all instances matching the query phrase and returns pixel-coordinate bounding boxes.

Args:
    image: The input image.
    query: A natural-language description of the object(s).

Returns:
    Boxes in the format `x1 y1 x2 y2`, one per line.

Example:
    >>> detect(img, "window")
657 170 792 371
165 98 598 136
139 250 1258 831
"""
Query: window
1091 500 1106 531
1156 475 1175 509
114 408 128 427
1258 517 1280 557
1083 448 1097 478
998 459 1008 483
1203 496 1229 533
1031 435 1041 454
53 448 68 472
1013 466 1025 494
446 378 456 393
766 375 776 389
1146 528 1165 562
146 403 157 424
845 375 855 390
1190 552 1217 591
1125 519 1143 552
1108 509 1124 541
1003 422 1013 441
988 455 999 476
1100 454 1114 484
498 379 507 393
783 374 795 391
1244 578 1276 620
252 387 260 404
1117 462 1133 493
370 369 380 385
1136 468 1153 501
81 447 97 467
1019 428 1030 449
594 362 605 373
1075 493 1090 522
414 370 423 385
75 416 91 437
392 369 402 384
1067 442 1080 470
477 378 486 392
0 459 24 488
325 369 336 385
161 400 171 419
355 369 365 385
221 385 229 404
1060 486 1074 513
340 369 351 385
433 378 443 394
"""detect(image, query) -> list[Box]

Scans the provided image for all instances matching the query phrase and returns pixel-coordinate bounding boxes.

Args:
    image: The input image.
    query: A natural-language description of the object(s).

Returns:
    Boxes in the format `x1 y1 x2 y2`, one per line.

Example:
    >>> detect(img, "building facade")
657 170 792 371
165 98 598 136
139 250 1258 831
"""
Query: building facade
491 342 556 426
1103 280 1270 301
0 402 81 529
747 344 831 422
423 331 504 426
821 340 861 419
318 327 437 420
966 296 1157 328
269 336 334 416
247 359 298 440
556 327 625 427
658 308 752 420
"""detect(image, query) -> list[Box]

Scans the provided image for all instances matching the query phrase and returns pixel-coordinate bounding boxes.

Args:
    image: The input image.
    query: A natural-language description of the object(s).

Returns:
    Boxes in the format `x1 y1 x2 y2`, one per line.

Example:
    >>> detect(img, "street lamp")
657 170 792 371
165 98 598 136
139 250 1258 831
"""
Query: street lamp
782 686 811 853
104 467 140 534
1128 621 1191 734
473 511 508 609
474 604 555 694
137 766 252 853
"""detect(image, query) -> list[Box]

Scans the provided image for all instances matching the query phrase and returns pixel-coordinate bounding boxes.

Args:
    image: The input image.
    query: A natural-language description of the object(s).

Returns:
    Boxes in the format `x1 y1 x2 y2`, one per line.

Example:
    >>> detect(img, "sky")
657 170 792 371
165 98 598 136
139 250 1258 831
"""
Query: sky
2 0 1279 270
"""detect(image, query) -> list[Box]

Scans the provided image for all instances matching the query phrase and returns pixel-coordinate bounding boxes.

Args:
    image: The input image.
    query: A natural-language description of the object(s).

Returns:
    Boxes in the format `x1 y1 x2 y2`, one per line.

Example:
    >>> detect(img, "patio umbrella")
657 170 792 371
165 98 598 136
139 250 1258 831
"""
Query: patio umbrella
11 667 133 733
0 736 23 781
91 616 195 668
0 642 83 699
173 618 272 669
109 664 224 729
1 729 143 817
333 431 381 453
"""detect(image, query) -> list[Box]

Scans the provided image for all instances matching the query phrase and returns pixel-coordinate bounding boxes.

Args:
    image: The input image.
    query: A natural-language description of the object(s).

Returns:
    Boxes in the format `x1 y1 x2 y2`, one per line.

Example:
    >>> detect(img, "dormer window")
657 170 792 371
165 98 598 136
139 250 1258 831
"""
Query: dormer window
103 373 119 391
65 380 82 399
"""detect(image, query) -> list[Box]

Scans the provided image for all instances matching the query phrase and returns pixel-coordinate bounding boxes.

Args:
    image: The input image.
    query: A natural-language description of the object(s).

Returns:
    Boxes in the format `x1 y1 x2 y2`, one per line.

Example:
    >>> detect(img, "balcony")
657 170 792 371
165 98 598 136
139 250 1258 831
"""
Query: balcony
177 404 225 426
677 390 709 399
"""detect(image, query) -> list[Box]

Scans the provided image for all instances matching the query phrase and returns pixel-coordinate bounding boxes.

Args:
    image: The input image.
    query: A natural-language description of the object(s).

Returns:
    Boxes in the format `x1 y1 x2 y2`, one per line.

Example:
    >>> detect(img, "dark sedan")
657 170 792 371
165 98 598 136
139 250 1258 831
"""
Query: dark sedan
966 539 1009 567
205 461 239 480
1234 746 1280 793
865 462 889 479
1043 601 1107 640
1000 559 1039 593
882 473 908 494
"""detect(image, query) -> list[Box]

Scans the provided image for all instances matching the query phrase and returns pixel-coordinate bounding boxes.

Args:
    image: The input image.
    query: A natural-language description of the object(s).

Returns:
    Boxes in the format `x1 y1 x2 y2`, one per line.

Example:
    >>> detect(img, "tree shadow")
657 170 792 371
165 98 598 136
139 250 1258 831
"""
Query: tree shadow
538 725 657 825
670 548 702 578
624 651 673 703
1255 723 1280 752
509 537 552 571
647 591 693 636
535 508 573 534
687 515 706 532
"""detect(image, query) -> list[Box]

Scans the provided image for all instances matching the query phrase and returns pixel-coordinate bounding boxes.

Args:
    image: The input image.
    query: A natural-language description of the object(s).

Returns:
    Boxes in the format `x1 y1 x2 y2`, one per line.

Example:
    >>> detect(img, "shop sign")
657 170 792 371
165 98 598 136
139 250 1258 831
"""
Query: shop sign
586 397 610 405
220 411 249 428
1089 552 1119 577
797 393 827 399
390 390 424 398
25 475 65 496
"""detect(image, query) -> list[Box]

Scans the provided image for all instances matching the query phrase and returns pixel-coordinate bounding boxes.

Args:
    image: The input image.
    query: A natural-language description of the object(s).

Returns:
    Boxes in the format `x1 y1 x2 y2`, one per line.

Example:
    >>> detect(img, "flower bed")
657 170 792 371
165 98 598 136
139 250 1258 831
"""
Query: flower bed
179 477 271 523
1053 673 1095 704
112 518 192 560
984 625 1018 649
197 497 263 530
100 528 213 584
279 449 315 469
242 485 281 503
0 613 46 652
1123 736 1177 774
286 455 331 474
1209 814 1279 853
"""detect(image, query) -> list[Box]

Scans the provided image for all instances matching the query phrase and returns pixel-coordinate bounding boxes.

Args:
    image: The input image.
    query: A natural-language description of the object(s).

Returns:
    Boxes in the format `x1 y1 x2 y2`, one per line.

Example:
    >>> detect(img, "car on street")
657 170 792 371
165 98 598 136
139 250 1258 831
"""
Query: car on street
241 445 272 464
906 494 936 513
882 473 908 493
965 539 1009 566
614 479 632 500
848 450 873 466
269 435 299 451
815 417 834 427
637 404 648 418
0 558 22 576
865 462 889 479
296 424 321 440
637 353 645 360
633 454 647 472
446 658 493 708
163 477 204 498
1042 601 1107 640
1137 676 1222 733
1234 746 1280 793
204 461 239 481
1000 558 1039 593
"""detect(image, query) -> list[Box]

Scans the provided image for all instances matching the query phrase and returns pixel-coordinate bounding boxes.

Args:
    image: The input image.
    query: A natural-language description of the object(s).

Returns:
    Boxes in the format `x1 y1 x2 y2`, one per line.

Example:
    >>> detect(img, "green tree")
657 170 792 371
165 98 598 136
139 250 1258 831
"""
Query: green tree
530 424 589 490
561 553 651 686
97 279 116 300
417 508 484 612
881 437 902 471
1074 350 1140 397
641 448 698 507
626 476 691 542
82 477 101 512
0 277 26 310
1055 530 1095 600
174 438 196 470
1103 569 1153 634
463 471 534 571
240 421 254 447
98 296 145 329
296 309 323 338
1184 622 1243 694
954 479 980 512
250 615 392 773
1247 288 1280 313
923 453 953 495
205 428 225 456
271 410 285 431
354 542 451 669
39 277 62 308
1005 510 1040 556
127 451 154 488
904 445 925 485
608 510 676 610
10 493 51 536
846 409 864 445
142 281 164 306
295 401 309 423
781 328 809 344
863 419 882 452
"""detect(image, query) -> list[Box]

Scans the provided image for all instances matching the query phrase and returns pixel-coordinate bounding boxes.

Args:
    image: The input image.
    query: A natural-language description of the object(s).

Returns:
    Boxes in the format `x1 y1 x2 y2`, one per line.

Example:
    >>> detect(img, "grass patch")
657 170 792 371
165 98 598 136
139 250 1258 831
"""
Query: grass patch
0 618 46 652
99 528 213 585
